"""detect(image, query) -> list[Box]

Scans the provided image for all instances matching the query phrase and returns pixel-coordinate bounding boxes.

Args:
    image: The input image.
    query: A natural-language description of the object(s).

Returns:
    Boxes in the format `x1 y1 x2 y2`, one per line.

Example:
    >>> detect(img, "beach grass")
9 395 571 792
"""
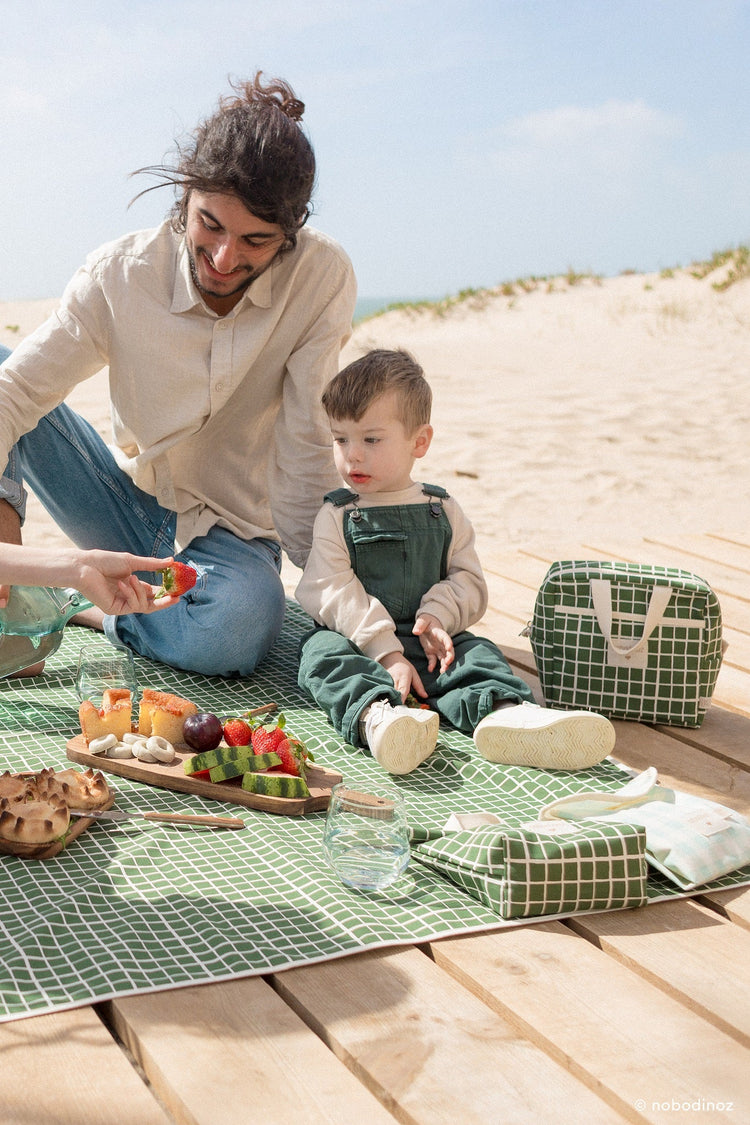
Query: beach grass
358 243 750 324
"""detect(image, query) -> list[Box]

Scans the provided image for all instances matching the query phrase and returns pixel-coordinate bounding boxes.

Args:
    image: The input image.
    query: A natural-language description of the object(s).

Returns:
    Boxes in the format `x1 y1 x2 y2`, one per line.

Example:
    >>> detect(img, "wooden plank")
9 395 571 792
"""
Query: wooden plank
482 549 550 593
608 732 750 817
699 884 750 930
654 704 750 772
481 573 537 628
567 898 750 1046
719 628 750 674
0 1006 170 1125
642 533 750 584
271 946 629 1124
429 922 750 1121
105 976 399 1125
707 663 750 718
708 531 750 552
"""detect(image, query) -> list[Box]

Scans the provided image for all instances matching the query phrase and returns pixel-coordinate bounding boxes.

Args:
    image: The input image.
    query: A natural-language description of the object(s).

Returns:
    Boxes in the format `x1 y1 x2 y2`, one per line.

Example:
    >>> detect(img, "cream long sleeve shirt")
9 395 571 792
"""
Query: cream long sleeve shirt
0 222 356 566
295 482 489 662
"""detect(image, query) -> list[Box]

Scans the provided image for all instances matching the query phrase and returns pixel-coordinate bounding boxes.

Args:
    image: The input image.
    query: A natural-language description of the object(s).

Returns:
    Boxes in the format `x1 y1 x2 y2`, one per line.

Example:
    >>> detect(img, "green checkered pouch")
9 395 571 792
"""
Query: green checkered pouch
412 821 648 920
526 560 724 727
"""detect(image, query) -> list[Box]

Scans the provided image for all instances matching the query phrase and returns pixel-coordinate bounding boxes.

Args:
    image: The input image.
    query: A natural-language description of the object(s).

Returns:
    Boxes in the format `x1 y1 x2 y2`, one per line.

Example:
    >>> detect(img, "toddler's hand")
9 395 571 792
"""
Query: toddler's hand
379 651 428 703
413 613 454 674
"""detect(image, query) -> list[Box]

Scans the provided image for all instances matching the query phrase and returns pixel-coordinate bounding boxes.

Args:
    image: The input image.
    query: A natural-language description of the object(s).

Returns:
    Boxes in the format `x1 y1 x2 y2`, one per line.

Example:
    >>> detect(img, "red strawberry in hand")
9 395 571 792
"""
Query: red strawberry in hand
155 561 198 598
223 717 254 746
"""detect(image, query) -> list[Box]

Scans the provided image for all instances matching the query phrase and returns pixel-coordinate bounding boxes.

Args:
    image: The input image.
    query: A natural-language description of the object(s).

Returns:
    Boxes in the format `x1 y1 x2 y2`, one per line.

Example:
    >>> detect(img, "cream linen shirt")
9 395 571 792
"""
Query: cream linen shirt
0 221 356 566
295 482 489 662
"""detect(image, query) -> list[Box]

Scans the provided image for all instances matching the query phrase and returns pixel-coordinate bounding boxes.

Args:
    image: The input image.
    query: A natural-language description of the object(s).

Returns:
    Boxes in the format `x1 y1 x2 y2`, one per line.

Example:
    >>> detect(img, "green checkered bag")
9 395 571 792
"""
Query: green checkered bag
527 560 724 727
412 822 648 919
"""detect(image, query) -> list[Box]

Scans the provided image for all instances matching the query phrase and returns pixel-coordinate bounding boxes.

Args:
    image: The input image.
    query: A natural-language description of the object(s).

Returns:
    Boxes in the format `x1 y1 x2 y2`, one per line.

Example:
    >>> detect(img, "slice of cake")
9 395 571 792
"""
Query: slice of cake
138 689 198 747
79 688 133 745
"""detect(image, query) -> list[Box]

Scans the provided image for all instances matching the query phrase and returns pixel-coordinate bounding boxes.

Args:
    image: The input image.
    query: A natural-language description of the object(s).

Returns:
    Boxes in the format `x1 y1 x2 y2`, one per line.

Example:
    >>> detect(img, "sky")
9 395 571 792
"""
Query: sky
2 0 750 303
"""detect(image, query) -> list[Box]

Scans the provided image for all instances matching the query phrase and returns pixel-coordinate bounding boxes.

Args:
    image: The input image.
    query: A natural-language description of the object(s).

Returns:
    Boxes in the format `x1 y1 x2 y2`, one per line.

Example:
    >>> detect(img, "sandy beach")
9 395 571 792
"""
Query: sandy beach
1 261 747 567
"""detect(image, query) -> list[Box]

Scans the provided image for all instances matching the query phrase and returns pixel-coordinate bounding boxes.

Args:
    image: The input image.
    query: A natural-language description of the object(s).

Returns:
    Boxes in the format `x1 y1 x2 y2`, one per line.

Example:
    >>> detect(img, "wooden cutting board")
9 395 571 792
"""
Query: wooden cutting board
66 736 343 817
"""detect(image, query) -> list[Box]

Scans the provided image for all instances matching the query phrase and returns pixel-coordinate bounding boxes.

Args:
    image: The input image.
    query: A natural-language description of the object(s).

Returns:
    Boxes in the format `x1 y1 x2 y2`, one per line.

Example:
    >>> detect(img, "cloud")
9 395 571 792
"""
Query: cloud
506 99 682 145
495 99 684 178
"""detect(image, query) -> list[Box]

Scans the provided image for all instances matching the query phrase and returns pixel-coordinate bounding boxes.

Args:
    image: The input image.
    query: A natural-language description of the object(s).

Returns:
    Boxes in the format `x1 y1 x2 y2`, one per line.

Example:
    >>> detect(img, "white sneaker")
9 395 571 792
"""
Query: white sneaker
362 700 439 775
473 701 615 770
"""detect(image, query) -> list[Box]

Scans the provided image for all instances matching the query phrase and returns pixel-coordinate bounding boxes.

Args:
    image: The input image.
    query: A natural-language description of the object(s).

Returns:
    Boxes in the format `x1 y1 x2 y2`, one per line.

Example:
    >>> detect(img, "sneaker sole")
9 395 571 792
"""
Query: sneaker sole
372 712 440 775
474 712 615 771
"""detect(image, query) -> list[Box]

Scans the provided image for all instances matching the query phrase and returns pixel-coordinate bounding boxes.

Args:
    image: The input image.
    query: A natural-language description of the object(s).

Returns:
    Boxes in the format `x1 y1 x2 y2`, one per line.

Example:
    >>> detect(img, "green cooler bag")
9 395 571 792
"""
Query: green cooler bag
412 821 648 920
527 560 723 727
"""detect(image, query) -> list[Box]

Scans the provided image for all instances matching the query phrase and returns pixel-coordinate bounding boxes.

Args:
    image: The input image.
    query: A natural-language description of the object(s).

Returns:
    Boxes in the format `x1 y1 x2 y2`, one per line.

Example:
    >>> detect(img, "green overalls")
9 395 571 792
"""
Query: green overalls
297 486 534 747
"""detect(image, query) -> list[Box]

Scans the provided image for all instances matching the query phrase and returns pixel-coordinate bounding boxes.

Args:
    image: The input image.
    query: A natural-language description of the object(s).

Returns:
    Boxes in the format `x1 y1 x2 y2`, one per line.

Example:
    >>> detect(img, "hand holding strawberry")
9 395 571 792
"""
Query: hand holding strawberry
155 561 198 598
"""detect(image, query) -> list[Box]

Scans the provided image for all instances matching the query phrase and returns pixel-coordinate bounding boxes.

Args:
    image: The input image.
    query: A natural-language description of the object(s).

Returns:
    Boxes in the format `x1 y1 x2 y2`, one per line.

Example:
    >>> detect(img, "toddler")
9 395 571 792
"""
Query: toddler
296 349 614 774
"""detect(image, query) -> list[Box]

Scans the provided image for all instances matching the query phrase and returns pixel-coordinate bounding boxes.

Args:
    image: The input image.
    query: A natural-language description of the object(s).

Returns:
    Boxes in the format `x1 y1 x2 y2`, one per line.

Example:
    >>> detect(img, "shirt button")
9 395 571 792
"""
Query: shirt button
216 382 224 391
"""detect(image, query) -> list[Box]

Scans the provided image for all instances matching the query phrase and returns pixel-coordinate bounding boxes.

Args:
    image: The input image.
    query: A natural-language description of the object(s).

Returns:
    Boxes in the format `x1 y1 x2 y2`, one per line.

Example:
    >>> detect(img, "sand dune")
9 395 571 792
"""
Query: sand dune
1 262 747 564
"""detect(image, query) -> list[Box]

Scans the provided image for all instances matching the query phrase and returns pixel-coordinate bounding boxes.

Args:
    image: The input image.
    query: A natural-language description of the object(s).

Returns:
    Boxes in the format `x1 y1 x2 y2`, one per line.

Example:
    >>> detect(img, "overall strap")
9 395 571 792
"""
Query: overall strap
324 487 360 507
421 483 450 517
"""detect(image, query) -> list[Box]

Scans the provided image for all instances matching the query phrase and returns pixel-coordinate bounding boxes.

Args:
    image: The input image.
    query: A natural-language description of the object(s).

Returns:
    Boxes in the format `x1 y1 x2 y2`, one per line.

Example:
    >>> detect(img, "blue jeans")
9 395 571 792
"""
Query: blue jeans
0 344 285 676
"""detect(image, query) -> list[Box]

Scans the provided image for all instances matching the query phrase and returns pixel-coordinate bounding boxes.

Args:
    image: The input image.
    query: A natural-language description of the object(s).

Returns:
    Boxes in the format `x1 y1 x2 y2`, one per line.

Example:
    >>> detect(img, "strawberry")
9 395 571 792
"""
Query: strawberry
155 561 198 598
223 717 254 746
268 736 309 778
405 692 431 711
250 723 288 757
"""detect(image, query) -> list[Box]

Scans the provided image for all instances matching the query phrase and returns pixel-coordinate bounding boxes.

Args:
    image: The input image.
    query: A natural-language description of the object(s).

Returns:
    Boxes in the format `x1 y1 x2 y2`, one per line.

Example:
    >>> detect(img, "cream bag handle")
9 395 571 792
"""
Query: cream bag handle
590 579 673 657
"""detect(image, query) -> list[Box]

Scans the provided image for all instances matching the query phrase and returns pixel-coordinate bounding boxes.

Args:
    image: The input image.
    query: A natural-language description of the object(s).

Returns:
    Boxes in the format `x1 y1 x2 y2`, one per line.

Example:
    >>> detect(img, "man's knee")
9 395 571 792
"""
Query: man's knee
174 573 286 677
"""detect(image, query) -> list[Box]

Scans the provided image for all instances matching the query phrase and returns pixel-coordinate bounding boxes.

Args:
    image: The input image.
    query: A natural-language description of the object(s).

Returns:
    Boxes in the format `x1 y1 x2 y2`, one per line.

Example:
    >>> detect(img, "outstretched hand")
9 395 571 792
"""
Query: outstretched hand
74 551 181 616
413 613 454 674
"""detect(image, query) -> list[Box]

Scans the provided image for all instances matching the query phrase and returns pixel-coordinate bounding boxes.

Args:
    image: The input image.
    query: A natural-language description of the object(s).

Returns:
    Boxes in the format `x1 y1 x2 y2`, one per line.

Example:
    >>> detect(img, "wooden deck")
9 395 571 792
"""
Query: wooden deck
2 532 748 1124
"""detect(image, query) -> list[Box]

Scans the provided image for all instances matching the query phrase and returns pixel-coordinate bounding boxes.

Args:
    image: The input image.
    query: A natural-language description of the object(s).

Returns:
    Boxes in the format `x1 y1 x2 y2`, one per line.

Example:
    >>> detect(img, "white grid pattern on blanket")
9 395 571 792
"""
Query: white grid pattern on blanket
0 601 745 1022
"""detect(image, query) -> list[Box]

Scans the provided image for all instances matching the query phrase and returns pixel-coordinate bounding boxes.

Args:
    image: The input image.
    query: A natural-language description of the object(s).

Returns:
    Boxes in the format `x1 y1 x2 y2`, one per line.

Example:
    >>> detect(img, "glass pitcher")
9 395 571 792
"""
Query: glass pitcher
0 586 94 678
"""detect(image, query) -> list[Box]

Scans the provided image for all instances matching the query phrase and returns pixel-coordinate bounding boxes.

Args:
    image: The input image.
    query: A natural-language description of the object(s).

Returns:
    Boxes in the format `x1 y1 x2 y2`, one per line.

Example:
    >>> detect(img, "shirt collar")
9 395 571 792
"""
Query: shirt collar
172 239 275 316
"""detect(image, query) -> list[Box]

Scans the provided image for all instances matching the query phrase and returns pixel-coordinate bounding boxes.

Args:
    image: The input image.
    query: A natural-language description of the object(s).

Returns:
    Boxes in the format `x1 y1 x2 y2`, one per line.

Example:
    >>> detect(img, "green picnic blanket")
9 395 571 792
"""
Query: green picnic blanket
0 601 747 1023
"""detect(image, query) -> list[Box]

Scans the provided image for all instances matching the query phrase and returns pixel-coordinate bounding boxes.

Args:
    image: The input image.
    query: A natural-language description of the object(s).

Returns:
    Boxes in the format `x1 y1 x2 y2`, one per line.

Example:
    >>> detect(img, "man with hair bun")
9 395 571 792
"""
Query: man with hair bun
0 74 356 677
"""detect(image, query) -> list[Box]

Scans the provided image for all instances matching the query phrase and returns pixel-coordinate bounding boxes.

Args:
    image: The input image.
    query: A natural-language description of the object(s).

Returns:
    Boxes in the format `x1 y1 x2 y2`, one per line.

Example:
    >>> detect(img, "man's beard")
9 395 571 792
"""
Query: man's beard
187 248 258 302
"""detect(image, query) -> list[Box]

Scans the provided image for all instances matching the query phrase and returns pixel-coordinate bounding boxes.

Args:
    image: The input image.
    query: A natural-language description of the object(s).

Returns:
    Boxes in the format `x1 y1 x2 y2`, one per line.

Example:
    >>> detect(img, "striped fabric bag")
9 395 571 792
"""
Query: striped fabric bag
527 560 724 727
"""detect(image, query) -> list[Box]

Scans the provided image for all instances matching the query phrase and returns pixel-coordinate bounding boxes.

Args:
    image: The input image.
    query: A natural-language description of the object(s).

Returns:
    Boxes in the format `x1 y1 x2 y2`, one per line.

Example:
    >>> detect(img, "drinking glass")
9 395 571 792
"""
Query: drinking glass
75 643 138 706
323 783 410 891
